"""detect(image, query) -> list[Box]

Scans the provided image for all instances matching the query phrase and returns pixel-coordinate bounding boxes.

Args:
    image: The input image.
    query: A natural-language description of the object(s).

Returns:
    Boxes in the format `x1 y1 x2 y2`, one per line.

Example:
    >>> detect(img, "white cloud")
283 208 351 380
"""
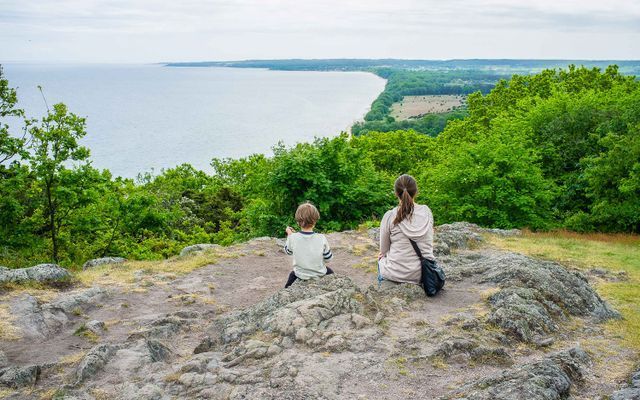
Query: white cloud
1 0 638 62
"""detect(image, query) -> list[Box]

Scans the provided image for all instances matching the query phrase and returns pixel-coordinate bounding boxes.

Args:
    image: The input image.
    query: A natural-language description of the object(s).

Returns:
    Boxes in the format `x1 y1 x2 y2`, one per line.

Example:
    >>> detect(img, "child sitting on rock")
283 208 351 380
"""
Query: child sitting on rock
283 202 334 288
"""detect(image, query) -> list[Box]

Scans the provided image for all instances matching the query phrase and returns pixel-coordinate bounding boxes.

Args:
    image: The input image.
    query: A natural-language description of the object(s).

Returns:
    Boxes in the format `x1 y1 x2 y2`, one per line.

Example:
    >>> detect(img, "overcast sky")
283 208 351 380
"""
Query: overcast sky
2 0 639 63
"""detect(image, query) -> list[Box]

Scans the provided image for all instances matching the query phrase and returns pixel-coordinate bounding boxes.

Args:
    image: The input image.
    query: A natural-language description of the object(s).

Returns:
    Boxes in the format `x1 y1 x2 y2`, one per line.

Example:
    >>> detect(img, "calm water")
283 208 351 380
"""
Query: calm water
3 64 385 177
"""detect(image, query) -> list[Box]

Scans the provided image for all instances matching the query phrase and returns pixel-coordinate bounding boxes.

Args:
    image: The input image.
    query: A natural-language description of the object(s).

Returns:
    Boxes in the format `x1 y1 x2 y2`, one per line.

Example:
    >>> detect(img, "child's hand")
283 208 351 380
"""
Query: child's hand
286 226 296 236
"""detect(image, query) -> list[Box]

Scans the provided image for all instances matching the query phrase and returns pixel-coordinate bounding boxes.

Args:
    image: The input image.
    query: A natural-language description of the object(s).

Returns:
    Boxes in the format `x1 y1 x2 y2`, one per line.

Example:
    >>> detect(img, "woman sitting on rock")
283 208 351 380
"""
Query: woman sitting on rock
378 174 435 285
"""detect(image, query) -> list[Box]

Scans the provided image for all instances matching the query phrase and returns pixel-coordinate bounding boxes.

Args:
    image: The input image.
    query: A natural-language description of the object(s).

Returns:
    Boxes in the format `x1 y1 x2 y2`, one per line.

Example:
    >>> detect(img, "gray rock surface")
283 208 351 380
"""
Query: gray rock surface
0 264 71 285
440 250 619 343
448 347 589 399
0 365 41 388
204 275 363 346
480 252 620 342
128 311 199 340
436 222 485 249
85 320 106 335
82 257 126 270
11 287 108 339
611 370 640 400
76 344 119 384
2 225 625 400
179 243 222 257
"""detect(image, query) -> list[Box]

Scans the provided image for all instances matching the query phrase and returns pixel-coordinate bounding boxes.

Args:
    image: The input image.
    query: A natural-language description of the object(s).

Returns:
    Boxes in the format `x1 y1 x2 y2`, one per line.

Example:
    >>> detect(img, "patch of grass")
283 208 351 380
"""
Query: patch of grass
488 231 640 352
430 355 449 370
0 388 16 399
89 389 111 400
0 304 21 340
351 256 378 274
58 351 87 366
163 371 183 383
394 357 409 375
74 324 99 342
39 388 68 400
351 292 366 303
76 252 219 287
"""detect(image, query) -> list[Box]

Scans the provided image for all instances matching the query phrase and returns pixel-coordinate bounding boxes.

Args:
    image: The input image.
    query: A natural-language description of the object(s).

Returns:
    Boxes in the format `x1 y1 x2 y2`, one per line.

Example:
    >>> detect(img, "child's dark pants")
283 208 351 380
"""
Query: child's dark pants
285 267 334 288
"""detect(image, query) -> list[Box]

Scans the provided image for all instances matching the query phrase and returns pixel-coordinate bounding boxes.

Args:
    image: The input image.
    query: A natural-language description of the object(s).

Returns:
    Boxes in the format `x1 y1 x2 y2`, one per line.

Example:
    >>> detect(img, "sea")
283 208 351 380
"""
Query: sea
2 64 385 178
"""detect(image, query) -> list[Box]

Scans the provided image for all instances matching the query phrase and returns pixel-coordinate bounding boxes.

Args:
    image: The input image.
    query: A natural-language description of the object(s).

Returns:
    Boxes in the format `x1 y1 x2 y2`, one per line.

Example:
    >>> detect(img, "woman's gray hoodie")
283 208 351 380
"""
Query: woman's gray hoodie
379 204 434 284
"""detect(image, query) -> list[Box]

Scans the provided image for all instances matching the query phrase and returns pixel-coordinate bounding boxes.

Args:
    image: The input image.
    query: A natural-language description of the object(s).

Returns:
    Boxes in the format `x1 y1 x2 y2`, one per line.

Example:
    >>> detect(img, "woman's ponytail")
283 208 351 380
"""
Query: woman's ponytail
393 175 418 225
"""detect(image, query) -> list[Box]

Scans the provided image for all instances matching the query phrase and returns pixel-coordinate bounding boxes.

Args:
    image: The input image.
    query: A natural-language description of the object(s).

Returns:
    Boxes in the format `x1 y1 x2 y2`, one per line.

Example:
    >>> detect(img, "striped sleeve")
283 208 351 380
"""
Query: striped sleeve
284 235 293 255
322 236 333 260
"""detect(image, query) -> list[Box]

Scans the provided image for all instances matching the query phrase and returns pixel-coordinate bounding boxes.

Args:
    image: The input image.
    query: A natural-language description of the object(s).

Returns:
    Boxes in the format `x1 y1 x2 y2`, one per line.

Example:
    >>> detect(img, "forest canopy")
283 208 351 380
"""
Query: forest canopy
1 65 638 269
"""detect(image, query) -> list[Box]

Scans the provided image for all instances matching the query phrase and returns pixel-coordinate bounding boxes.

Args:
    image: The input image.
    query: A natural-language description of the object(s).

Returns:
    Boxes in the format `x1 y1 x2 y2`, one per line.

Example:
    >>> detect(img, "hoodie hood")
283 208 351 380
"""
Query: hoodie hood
396 204 433 239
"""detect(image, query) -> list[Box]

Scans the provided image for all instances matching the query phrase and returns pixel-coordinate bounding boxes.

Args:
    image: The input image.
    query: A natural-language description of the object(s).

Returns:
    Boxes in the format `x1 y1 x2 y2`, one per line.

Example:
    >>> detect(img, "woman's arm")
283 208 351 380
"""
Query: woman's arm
379 211 392 256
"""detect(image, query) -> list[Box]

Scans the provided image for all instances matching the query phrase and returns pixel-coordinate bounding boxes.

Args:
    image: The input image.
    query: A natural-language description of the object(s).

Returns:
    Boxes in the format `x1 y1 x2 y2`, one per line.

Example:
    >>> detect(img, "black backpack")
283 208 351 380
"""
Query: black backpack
409 239 445 297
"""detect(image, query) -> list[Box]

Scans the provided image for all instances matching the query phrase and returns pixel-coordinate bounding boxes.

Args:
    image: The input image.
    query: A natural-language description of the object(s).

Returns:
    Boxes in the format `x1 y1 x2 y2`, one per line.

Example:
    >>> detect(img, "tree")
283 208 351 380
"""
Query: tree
29 103 91 262
0 65 30 164
421 117 555 229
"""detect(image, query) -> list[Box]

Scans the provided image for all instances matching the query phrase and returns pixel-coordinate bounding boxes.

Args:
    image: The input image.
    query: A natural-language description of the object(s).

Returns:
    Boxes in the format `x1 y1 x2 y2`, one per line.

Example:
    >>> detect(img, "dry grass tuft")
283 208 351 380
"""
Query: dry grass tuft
0 389 16 399
0 304 21 340
76 251 218 287
58 351 87 366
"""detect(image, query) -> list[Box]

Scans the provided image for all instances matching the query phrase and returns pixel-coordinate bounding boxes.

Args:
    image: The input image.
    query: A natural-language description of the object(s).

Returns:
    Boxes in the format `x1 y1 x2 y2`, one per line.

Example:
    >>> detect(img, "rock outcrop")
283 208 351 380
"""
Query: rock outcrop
0 264 71 286
11 287 108 339
179 243 221 257
448 347 590 400
0 222 630 400
82 257 126 270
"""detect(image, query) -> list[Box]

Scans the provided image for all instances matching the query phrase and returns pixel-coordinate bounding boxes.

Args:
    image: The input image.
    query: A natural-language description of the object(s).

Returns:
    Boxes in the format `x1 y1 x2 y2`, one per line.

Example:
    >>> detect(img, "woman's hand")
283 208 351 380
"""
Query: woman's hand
286 226 296 236
378 252 384 260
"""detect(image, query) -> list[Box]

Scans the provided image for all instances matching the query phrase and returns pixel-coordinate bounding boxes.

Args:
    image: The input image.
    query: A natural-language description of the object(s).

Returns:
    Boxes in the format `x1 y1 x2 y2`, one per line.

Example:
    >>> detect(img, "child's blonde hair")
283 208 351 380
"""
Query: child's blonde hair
295 202 320 229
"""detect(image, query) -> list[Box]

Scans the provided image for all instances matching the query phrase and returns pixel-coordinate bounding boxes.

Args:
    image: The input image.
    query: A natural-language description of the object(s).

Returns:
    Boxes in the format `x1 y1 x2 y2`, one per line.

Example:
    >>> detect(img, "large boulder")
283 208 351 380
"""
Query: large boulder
447 347 590 399
478 252 619 342
82 257 126 270
179 244 221 257
0 264 71 286
439 250 619 343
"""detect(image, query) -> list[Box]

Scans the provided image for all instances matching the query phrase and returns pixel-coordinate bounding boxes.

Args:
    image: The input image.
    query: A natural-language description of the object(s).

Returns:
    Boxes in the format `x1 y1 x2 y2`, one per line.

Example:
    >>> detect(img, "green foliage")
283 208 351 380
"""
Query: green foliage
28 103 92 262
352 109 467 136
429 64 640 231
0 66 29 164
217 134 395 236
1 64 639 269
421 117 555 229
352 130 434 175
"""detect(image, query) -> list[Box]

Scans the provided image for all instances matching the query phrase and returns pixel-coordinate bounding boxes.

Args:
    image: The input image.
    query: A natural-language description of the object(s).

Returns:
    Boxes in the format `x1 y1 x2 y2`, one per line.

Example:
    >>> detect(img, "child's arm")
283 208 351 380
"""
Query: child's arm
284 232 294 255
322 236 333 261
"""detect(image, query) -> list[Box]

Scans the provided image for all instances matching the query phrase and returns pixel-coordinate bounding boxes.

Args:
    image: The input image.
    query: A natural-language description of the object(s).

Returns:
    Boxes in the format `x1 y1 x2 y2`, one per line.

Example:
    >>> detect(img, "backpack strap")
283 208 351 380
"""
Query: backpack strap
408 239 424 260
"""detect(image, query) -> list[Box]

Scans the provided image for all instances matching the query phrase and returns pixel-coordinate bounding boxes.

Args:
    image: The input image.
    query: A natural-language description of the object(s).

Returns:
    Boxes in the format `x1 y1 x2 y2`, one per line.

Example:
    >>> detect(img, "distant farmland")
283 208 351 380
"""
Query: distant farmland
390 95 465 120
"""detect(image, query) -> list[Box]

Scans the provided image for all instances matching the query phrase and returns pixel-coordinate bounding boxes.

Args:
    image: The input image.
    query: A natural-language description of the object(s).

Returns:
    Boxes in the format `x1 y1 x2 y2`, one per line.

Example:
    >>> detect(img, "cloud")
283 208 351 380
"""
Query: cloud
1 0 638 62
